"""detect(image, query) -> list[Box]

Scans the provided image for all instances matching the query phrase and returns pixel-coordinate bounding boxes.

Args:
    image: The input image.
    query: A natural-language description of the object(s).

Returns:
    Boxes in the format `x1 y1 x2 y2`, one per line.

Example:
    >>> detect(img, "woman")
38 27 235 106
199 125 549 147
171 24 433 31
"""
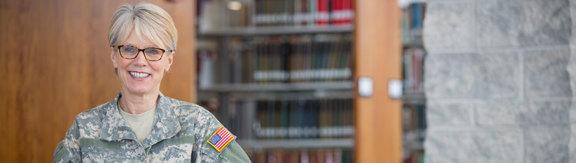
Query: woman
53 2 250 162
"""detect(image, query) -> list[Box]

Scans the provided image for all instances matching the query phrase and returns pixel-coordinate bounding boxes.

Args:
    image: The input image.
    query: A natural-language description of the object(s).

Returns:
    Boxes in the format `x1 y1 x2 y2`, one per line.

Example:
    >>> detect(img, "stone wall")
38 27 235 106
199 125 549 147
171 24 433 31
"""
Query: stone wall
423 0 573 162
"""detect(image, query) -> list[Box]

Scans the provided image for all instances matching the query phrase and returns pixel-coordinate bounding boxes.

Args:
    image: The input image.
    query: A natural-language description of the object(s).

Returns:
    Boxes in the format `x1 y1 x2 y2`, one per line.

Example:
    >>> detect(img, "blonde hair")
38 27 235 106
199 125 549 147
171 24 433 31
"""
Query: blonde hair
108 2 178 51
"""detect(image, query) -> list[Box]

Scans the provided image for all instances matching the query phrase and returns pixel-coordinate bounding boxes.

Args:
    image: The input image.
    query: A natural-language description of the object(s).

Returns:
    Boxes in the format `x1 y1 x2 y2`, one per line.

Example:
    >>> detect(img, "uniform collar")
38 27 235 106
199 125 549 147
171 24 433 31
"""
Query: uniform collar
99 93 182 148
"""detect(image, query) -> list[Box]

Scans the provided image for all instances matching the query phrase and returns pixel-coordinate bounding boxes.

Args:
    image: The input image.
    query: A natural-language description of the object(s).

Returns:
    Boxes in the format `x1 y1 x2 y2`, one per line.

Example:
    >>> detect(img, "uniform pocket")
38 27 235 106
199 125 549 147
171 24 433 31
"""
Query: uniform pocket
78 138 135 161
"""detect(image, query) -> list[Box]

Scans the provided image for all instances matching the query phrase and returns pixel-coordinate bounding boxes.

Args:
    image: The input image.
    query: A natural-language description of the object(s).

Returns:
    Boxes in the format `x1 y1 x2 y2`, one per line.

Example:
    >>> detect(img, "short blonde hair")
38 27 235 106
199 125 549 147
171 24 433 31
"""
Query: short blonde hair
108 2 178 51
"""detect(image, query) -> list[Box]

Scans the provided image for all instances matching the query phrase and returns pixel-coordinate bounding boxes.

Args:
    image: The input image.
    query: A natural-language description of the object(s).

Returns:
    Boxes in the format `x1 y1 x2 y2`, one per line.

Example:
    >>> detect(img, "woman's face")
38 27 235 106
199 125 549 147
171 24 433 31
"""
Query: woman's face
111 30 173 96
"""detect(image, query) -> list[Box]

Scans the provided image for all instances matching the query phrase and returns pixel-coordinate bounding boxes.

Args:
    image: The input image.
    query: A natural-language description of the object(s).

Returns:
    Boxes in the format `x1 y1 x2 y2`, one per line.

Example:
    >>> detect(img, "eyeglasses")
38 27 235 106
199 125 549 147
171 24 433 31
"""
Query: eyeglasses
115 45 172 61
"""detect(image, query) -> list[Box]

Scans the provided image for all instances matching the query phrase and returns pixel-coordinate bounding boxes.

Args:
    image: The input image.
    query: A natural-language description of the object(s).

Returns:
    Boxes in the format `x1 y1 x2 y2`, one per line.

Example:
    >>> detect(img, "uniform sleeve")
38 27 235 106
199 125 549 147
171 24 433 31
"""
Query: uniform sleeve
221 141 251 163
53 120 81 163
195 108 251 162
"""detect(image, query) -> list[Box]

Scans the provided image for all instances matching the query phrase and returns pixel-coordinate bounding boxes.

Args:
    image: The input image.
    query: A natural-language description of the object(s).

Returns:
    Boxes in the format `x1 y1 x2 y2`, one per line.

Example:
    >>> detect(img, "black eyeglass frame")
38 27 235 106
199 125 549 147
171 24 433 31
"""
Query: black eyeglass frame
114 45 173 61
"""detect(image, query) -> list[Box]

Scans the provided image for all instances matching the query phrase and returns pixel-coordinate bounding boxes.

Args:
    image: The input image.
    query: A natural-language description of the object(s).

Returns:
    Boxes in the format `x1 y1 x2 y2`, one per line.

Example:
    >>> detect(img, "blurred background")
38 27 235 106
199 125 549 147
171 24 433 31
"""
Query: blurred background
1 0 574 162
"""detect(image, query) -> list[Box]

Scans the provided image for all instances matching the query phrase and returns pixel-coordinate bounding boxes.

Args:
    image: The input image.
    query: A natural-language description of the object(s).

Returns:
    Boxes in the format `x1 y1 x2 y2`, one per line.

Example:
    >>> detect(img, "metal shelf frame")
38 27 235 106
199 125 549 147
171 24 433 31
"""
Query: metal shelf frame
198 81 353 92
198 25 353 37
238 138 354 150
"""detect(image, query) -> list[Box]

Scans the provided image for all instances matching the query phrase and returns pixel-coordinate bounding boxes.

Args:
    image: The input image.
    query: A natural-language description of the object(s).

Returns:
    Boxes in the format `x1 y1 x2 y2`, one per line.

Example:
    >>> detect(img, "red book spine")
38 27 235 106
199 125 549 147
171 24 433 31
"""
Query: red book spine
316 0 329 26
331 0 343 25
342 0 353 25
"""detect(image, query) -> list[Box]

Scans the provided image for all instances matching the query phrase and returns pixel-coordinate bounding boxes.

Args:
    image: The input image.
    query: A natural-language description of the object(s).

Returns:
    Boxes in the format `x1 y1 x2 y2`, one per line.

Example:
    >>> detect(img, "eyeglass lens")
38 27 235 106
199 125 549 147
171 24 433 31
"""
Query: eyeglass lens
119 45 164 61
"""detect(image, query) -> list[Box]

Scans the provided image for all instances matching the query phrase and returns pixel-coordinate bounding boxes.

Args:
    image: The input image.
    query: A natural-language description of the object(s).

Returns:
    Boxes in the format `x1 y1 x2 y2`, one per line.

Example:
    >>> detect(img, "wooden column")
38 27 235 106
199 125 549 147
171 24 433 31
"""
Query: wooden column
0 0 196 162
354 0 402 162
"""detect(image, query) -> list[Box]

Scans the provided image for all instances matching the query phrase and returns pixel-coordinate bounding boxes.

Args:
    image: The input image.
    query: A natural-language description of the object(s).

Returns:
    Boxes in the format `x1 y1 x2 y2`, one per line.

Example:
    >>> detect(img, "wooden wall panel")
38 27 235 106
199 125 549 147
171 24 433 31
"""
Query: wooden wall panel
0 0 196 162
354 0 403 162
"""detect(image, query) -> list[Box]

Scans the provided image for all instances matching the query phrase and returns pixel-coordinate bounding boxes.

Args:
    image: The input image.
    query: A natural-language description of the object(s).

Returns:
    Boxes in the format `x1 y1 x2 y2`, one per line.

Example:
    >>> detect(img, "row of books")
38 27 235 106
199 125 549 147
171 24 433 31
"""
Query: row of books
402 105 426 133
254 0 354 27
197 34 353 86
255 99 353 139
402 105 426 163
403 149 424 163
402 47 425 95
401 2 426 44
248 35 352 83
252 149 353 163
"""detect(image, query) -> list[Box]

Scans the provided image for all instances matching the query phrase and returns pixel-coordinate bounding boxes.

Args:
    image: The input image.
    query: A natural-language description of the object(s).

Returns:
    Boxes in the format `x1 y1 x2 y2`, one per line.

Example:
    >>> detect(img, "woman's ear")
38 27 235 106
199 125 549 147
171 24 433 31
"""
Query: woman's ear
165 52 174 72
111 49 118 68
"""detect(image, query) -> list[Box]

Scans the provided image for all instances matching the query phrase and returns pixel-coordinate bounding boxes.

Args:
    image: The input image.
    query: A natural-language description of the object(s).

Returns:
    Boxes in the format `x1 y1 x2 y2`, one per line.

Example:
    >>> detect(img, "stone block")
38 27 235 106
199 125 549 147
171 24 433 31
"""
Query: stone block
424 1 476 53
572 104 576 123
425 53 520 98
523 126 570 163
517 101 571 125
425 131 475 163
571 0 576 43
524 48 571 98
470 128 524 163
426 0 474 2
477 100 571 126
477 0 570 48
568 46 576 99
425 129 523 163
427 101 474 127
570 125 576 162
476 100 522 126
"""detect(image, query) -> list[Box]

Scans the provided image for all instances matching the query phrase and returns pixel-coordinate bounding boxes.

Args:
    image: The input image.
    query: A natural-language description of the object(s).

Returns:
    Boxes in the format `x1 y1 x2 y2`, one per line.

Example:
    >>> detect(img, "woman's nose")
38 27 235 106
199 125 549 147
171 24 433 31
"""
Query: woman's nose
132 51 148 66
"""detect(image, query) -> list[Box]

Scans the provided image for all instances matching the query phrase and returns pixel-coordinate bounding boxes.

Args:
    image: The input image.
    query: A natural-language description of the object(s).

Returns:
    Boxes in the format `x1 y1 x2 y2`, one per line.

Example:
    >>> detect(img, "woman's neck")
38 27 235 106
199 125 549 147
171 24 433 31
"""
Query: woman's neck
120 90 159 114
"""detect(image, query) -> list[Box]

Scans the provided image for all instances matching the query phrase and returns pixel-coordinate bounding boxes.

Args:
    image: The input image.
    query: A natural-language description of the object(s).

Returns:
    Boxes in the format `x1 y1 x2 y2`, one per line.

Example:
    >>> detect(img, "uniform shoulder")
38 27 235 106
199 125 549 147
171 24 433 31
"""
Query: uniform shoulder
65 101 115 138
164 96 214 118
74 101 113 122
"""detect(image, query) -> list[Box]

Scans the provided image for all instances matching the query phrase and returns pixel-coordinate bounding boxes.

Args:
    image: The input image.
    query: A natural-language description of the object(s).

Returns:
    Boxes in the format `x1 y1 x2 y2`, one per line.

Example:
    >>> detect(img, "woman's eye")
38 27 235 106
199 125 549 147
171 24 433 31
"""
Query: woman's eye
122 46 137 53
145 48 161 55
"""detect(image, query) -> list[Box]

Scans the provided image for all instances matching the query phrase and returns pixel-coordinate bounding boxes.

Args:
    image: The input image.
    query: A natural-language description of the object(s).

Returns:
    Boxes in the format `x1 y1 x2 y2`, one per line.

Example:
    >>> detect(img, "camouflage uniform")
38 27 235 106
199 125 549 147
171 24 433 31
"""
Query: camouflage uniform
53 94 251 162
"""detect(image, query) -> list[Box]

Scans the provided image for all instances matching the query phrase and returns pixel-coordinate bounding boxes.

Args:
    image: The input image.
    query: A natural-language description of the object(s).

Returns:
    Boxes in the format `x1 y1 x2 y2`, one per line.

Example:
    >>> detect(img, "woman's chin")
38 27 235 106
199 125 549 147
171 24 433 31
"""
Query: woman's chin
124 86 155 95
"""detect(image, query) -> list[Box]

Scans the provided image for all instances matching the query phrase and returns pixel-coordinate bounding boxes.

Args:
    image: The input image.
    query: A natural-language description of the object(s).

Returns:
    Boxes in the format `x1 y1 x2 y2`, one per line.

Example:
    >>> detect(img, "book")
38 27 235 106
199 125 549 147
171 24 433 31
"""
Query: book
402 47 425 95
316 0 330 26
252 149 353 163
255 99 353 139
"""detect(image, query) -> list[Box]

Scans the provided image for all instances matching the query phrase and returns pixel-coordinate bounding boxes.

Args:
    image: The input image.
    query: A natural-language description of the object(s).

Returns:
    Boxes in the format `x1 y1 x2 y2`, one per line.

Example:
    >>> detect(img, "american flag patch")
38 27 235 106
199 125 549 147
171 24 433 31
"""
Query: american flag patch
207 127 236 152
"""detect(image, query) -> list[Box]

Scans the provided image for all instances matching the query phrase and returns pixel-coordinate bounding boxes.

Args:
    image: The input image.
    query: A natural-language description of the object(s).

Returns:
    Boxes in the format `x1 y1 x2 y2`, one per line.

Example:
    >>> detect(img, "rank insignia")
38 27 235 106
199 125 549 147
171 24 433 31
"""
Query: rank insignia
207 127 236 152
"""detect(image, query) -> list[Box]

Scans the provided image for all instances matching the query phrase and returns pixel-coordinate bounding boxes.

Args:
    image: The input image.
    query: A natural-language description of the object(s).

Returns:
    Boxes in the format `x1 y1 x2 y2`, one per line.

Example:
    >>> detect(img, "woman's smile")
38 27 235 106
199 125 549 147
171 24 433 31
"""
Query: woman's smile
128 71 151 79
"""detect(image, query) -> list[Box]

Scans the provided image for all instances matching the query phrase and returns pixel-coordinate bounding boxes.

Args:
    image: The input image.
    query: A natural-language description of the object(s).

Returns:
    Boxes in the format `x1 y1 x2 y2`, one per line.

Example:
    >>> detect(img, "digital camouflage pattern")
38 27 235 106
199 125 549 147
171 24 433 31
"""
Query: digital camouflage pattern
53 94 251 162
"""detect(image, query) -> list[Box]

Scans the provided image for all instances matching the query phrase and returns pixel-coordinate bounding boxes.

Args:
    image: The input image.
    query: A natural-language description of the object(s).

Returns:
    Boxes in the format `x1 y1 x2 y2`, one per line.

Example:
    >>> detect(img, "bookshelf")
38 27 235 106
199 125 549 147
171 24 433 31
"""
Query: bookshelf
196 0 356 162
400 1 427 163
195 0 415 162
